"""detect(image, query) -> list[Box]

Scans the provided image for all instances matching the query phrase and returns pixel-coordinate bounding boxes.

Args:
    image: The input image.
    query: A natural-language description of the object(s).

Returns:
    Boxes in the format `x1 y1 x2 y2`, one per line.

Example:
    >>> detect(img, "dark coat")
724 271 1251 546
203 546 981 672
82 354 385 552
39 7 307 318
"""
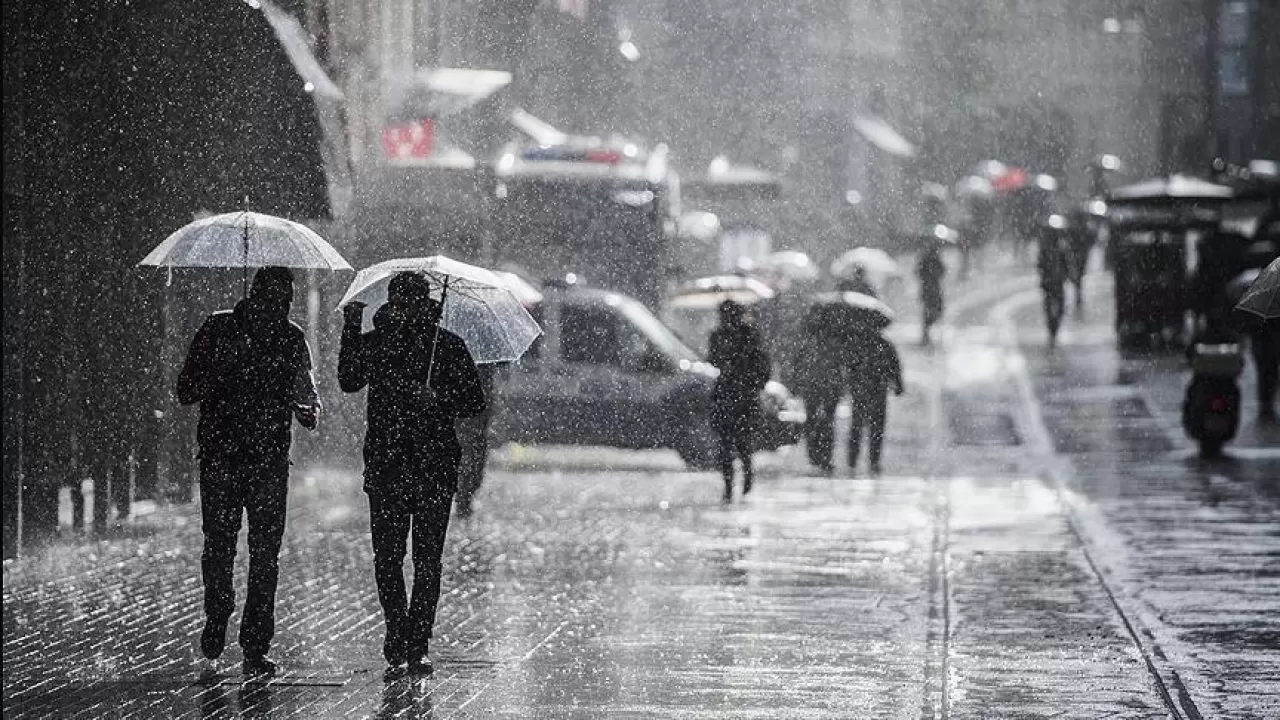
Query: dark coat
338 303 486 480
846 330 904 398
176 299 317 465
707 323 771 433
918 248 946 325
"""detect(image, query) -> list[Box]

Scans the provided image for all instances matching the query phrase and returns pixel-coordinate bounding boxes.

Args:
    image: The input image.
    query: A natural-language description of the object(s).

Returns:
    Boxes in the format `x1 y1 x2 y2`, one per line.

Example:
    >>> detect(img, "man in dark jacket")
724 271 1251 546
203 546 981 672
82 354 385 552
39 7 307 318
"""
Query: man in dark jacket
707 300 771 502
846 328 904 474
339 272 485 679
176 266 320 677
797 303 848 473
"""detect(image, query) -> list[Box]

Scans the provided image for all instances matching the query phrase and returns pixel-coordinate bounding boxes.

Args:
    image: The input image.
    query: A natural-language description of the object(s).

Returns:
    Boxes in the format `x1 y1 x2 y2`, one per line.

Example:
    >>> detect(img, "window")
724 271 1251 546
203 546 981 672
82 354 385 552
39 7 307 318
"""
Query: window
562 306 623 365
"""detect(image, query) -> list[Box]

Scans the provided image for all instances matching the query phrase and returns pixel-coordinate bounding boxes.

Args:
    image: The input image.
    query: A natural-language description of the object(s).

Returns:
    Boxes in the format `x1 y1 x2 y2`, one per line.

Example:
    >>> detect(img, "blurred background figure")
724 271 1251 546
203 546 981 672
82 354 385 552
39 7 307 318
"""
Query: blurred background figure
1037 214 1071 349
845 327 904 475
917 239 947 346
707 300 772 502
796 303 848 473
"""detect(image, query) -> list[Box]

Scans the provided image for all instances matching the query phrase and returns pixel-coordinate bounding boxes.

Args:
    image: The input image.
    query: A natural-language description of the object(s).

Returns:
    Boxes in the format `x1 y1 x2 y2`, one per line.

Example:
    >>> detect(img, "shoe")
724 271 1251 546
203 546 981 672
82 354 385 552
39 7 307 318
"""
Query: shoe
242 655 277 677
408 655 434 677
721 489 732 504
200 618 228 660
869 463 882 476
384 662 409 681
742 480 753 496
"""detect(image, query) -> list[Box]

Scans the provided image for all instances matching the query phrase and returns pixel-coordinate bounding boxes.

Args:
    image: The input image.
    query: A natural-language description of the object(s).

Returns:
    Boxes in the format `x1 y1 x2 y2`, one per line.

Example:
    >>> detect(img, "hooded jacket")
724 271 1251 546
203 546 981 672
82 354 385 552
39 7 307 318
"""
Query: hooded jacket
338 302 486 475
176 298 317 464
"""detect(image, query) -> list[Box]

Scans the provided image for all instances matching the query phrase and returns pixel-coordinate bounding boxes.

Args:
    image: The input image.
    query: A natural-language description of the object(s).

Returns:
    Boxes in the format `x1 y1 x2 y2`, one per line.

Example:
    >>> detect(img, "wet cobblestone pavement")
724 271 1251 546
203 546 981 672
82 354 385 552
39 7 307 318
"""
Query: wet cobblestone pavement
5 257 1278 718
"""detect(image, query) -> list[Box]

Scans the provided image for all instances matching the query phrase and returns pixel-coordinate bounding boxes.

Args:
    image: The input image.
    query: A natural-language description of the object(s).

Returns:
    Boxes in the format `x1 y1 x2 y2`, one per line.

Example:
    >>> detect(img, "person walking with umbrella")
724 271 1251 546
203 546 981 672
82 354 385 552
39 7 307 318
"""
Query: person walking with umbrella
339 272 487 679
845 326 904 474
796 302 849 473
707 300 772 502
176 266 321 677
1234 257 1280 422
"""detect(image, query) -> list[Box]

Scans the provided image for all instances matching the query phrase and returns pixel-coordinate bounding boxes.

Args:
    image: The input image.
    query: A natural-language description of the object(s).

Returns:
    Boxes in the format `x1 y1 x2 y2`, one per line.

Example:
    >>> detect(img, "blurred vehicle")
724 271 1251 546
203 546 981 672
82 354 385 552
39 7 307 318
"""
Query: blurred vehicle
491 137 678 307
492 283 804 469
1106 177 1234 348
750 250 820 290
1182 340 1244 459
1106 214 1209 347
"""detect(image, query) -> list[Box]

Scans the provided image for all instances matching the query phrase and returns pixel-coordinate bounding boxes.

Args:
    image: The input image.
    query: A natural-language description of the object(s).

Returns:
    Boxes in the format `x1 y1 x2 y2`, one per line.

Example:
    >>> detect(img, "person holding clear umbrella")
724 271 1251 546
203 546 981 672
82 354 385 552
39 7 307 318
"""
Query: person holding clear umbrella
176 267 321 678
339 272 487 679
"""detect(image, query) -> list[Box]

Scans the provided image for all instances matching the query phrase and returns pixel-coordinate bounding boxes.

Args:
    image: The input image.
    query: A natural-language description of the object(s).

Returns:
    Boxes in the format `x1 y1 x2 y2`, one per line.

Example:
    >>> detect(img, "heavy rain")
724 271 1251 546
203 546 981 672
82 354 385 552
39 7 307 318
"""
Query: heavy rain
3 1 1279 718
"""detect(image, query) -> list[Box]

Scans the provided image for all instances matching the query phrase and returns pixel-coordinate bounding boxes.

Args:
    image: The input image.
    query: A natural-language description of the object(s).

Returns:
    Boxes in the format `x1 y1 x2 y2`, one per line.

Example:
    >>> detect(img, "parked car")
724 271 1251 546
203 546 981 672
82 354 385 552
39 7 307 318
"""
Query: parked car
492 283 804 468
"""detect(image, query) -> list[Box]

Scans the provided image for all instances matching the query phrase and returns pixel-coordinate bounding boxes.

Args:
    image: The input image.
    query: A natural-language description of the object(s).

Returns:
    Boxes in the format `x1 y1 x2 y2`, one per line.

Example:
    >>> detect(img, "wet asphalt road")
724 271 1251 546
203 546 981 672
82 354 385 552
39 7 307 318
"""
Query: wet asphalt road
4 254 1278 719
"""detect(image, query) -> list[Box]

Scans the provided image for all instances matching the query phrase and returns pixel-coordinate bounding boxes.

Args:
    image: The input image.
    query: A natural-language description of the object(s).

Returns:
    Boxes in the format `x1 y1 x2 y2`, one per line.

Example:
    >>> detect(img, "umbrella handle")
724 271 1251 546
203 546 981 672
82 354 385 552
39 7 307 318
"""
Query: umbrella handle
426 277 448 387
241 197 250 298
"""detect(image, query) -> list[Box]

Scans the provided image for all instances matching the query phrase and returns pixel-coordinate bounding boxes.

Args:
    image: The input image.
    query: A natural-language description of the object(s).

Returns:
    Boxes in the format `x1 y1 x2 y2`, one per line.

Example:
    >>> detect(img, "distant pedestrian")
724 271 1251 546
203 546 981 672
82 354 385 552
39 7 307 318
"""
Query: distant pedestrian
339 273 486 679
845 328 904 474
1037 219 1071 349
454 363 498 517
1065 208 1095 310
707 300 772 502
176 266 320 677
917 243 946 346
796 303 848 473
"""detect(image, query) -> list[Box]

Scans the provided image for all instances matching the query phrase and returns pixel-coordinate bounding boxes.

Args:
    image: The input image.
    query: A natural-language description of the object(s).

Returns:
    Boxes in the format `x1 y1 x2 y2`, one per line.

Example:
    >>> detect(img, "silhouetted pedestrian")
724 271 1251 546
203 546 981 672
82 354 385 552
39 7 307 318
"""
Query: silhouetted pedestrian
176 266 320 677
1065 208 1095 310
707 300 771 502
339 273 486 679
845 328 904 474
1038 220 1071 349
796 303 847 473
917 244 946 346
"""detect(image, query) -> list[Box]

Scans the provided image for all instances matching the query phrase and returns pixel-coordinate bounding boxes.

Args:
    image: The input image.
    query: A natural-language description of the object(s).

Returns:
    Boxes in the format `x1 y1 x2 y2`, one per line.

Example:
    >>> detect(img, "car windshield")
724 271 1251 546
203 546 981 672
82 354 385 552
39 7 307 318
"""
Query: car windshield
615 296 702 365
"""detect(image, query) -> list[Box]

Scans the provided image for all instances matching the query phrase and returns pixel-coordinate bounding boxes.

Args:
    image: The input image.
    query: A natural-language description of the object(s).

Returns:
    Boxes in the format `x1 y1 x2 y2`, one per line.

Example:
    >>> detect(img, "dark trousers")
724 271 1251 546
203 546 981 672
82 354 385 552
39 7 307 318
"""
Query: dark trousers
199 459 289 658
367 463 456 663
717 427 754 495
1252 330 1279 417
849 391 888 469
804 394 839 469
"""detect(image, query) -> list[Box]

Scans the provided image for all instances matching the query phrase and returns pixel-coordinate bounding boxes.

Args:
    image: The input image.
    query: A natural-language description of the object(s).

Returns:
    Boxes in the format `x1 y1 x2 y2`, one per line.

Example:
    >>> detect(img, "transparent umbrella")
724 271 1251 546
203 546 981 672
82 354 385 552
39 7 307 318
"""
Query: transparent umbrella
139 211 352 293
1233 257 1280 327
338 256 543 366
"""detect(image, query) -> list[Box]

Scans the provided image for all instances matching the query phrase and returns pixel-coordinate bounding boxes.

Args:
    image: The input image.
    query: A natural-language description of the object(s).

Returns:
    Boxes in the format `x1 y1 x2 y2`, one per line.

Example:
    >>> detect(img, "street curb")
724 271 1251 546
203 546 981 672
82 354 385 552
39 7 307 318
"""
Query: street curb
991 287 1206 720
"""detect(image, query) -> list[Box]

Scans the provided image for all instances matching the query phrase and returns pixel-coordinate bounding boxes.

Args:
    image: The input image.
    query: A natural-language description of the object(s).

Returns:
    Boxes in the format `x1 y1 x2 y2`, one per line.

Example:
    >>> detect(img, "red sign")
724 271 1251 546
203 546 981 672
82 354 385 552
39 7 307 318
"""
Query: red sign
382 119 434 160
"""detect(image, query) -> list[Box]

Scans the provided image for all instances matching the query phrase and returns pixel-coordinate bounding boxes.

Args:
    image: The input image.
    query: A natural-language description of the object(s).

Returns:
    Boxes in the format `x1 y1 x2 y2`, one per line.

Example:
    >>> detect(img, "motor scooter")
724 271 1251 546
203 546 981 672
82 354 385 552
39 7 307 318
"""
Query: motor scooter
1182 342 1244 458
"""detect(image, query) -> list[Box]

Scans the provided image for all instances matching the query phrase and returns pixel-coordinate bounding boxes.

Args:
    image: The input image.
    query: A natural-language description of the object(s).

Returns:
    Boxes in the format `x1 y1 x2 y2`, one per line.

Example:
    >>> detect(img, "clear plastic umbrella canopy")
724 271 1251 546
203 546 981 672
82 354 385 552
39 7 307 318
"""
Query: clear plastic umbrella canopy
338 256 543 364
830 247 900 278
139 211 352 270
1234 257 1280 325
